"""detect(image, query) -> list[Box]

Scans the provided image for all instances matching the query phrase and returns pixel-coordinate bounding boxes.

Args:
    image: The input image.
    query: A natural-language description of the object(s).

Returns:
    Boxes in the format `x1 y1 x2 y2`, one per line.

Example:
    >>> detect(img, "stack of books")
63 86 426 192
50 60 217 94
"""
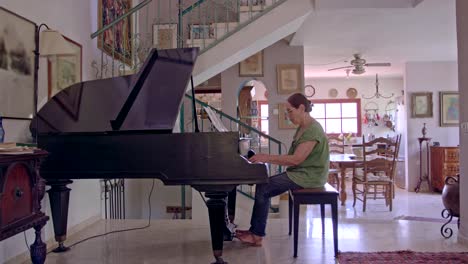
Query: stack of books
0 143 35 155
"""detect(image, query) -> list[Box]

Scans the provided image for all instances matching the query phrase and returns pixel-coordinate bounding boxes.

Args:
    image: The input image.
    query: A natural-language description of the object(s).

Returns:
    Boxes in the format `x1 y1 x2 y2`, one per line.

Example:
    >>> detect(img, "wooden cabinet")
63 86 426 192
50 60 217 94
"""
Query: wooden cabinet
430 146 459 192
0 151 49 264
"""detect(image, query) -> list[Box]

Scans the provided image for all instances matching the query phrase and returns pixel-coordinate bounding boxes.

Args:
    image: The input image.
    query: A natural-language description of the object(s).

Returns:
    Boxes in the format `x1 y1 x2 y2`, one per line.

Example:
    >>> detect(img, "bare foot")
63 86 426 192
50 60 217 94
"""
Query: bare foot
236 231 263 247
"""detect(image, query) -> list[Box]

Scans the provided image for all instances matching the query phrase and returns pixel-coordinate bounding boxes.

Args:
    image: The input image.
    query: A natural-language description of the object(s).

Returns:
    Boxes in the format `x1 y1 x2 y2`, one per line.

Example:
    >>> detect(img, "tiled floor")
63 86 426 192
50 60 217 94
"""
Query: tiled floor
42 183 466 264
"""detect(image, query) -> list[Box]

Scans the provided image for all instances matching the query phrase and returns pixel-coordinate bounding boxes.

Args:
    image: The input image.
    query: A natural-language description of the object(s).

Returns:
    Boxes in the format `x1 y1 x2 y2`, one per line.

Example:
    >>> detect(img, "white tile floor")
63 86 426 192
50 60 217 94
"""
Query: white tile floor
41 183 466 264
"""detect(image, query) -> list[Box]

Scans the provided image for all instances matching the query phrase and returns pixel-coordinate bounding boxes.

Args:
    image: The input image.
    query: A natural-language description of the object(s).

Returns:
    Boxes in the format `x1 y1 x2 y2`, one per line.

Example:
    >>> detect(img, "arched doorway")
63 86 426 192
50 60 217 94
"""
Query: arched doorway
237 79 269 137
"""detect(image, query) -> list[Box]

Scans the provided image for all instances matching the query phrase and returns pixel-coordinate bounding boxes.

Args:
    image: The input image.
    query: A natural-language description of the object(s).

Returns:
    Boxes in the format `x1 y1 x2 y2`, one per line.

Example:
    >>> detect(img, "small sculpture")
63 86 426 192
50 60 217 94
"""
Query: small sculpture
422 123 427 138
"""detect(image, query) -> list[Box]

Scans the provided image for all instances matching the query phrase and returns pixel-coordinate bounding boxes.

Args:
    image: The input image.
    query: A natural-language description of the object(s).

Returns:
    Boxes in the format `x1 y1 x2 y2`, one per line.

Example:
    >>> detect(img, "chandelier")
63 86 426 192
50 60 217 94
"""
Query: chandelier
362 74 393 99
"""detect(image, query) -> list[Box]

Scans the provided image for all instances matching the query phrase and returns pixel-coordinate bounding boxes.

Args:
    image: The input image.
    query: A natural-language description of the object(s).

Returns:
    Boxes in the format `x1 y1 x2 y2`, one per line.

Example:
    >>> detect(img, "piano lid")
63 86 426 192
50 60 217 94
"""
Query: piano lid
31 48 198 134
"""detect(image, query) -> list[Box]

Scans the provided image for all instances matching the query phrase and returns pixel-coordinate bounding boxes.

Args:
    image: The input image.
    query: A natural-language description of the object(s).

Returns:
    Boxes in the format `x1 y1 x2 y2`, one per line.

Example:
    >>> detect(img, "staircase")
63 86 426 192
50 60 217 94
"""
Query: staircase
90 0 313 85
187 0 313 86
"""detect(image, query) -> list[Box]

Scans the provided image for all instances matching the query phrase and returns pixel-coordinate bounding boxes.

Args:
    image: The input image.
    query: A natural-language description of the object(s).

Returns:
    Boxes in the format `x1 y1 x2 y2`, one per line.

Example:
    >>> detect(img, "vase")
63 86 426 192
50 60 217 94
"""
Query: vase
421 123 427 138
442 175 460 217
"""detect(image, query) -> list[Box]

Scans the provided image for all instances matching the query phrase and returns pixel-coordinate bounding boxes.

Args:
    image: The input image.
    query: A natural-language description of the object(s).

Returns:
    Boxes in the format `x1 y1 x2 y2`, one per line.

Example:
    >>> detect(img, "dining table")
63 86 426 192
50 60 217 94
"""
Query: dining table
329 154 364 206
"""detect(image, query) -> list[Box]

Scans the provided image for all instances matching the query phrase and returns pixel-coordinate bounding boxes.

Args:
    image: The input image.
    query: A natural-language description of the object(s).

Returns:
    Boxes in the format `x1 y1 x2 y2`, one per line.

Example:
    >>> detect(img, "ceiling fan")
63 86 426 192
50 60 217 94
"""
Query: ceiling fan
327 54 391 75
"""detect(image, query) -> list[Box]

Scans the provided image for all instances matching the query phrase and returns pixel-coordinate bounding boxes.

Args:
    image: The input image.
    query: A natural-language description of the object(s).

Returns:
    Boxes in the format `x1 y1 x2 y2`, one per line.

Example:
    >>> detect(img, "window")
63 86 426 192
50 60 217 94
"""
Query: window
310 99 361 136
257 100 269 134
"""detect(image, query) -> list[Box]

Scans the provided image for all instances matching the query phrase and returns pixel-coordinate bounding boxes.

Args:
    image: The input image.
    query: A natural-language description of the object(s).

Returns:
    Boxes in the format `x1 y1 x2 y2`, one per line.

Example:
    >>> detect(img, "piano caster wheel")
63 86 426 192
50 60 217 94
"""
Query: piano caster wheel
52 242 70 253
212 256 227 264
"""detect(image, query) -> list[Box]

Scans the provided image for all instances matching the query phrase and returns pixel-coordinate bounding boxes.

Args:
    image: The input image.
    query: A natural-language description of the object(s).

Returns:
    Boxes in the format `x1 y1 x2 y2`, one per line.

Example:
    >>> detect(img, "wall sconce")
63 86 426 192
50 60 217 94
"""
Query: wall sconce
33 24 75 143
362 74 394 99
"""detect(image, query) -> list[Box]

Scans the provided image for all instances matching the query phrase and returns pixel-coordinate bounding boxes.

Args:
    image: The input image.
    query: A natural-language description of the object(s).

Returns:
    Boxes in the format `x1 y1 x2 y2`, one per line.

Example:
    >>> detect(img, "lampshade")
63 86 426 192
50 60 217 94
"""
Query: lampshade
39 29 75 56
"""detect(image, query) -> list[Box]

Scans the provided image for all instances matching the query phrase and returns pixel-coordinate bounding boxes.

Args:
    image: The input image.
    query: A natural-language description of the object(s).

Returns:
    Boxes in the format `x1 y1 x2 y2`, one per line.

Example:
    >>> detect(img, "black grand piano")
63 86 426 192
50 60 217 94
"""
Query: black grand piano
31 48 268 264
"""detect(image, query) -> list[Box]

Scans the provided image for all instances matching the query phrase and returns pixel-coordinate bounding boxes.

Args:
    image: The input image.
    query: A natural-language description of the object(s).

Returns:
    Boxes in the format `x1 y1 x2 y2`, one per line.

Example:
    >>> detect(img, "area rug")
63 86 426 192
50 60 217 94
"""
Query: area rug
338 250 468 264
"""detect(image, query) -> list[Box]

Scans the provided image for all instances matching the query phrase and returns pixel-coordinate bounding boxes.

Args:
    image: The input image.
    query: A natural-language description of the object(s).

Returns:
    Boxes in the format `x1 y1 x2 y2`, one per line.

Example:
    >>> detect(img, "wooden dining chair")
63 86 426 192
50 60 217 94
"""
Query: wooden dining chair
327 135 345 192
352 135 401 212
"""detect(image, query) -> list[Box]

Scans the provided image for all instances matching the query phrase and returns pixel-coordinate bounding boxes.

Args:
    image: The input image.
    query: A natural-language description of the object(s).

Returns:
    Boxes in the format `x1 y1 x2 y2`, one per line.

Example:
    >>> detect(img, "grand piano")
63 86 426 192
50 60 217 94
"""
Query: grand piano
30 48 268 264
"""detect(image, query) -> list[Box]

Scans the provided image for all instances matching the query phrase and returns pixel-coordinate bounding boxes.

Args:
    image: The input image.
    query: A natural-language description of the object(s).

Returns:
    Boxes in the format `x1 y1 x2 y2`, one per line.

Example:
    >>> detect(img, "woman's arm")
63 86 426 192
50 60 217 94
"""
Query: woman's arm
249 141 317 166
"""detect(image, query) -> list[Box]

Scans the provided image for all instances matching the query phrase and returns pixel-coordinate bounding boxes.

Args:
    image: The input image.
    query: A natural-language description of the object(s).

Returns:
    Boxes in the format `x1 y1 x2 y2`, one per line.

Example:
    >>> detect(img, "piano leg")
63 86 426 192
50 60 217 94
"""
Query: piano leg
205 192 233 264
46 179 73 252
227 188 237 224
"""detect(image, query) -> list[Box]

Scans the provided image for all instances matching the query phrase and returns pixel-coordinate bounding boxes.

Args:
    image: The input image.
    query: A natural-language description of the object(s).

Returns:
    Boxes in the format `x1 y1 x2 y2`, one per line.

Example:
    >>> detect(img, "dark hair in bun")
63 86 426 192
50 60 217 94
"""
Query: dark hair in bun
287 93 312 112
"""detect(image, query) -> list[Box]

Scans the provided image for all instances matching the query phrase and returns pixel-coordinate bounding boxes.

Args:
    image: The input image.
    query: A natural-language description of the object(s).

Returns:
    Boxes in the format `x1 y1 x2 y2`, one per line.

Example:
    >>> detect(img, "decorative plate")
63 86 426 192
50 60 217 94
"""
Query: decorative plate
346 88 358 98
329 88 338 98
304 85 315 98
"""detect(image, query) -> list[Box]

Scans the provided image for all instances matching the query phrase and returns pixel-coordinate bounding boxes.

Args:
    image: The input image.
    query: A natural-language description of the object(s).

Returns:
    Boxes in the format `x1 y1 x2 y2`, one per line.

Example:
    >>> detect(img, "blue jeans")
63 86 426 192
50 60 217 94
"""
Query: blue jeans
249 172 302 237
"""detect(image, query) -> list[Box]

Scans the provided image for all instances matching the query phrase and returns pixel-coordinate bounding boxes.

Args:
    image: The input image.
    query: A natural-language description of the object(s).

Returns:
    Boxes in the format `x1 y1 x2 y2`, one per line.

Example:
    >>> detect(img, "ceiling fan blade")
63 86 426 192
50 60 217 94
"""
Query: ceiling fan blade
365 63 391 67
328 66 353 71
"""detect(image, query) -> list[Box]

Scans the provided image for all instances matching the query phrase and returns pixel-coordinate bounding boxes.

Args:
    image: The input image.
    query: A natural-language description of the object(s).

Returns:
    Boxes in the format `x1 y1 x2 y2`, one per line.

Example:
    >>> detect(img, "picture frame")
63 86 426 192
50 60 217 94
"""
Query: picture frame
240 0 266 6
48 35 82 99
189 24 214 39
239 51 263 77
239 0 266 11
0 7 37 120
277 64 302 95
152 23 177 50
98 0 133 67
411 92 433 118
278 103 298 129
439 91 459 127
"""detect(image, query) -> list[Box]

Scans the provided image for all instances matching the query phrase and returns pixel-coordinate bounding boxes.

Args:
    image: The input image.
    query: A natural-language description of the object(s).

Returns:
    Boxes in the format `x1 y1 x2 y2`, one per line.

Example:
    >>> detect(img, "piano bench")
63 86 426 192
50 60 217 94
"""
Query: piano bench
288 183 339 258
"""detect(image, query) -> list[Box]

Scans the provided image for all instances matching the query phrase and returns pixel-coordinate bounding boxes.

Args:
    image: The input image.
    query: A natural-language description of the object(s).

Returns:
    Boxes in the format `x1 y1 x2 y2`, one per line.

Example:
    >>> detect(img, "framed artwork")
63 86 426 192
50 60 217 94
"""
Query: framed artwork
48 36 82 99
278 103 297 129
152 23 177 50
240 0 266 5
239 51 263 77
98 0 133 67
239 0 266 11
189 24 214 39
0 7 37 120
277 64 302 95
411 92 433 118
439 91 459 127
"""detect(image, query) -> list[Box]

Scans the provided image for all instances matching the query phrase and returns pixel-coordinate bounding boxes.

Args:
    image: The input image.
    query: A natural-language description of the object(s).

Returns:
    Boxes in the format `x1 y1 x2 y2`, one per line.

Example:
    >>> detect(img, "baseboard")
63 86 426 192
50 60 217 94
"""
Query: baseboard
5 215 101 264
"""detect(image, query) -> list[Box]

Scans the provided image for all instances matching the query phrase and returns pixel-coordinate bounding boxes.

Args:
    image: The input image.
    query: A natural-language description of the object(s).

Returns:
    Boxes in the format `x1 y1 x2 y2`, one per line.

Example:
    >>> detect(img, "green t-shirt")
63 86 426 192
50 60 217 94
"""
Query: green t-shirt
286 121 329 188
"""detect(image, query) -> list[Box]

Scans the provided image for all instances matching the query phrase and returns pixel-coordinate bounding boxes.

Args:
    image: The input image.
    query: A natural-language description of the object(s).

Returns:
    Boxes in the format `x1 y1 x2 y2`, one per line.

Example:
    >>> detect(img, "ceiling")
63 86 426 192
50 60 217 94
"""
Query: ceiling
291 0 457 78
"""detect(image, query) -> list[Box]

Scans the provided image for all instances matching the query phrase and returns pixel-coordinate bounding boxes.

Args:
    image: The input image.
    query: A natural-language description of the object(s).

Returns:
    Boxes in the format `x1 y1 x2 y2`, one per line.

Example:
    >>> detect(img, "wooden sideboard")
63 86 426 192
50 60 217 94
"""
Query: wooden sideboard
430 146 459 192
0 151 49 264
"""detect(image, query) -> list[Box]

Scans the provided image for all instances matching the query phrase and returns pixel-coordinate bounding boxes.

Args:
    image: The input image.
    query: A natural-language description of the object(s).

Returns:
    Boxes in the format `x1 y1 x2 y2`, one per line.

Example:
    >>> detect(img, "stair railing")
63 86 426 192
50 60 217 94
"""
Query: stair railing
180 0 287 53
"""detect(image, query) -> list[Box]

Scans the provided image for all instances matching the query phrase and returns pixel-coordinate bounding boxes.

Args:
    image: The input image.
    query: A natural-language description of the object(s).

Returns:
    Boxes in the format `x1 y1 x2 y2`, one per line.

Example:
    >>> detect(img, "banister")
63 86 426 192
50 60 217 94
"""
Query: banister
185 93 281 145
181 0 208 16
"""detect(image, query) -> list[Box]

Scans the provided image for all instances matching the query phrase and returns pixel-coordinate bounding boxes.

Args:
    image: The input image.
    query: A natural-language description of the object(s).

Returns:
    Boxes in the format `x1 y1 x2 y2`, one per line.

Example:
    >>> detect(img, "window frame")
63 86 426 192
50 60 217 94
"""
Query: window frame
310 98 362 137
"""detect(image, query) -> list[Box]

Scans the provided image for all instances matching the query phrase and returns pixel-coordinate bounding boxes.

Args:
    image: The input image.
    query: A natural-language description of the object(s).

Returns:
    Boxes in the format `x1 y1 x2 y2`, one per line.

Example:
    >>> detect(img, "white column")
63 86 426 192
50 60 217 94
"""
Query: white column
456 0 468 244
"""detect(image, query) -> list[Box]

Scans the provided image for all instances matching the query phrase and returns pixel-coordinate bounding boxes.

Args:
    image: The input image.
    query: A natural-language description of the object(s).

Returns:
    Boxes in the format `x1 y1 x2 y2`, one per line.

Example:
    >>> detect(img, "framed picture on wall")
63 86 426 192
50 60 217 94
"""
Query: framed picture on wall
239 51 263 77
48 35 82 99
439 91 459 127
189 24 214 39
411 92 433 118
98 0 133 67
152 23 177 49
278 103 298 129
277 64 302 95
0 7 37 119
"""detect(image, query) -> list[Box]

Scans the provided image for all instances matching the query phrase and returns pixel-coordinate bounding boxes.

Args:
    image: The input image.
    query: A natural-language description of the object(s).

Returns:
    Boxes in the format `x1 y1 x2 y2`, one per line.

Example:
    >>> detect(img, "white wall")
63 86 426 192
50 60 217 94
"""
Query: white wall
404 61 459 192
0 1 100 262
306 77 404 139
456 0 468 245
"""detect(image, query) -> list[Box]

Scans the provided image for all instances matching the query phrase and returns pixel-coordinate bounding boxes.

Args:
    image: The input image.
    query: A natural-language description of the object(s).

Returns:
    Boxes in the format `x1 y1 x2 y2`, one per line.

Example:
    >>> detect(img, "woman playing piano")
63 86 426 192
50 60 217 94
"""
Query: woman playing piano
235 93 330 246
